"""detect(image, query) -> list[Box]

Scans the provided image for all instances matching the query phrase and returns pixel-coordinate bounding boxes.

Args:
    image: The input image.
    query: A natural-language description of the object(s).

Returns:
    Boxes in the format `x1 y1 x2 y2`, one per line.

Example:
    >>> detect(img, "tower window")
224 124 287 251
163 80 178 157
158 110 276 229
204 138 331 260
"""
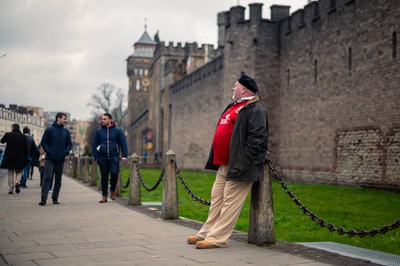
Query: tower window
393 31 397 59
286 69 290 90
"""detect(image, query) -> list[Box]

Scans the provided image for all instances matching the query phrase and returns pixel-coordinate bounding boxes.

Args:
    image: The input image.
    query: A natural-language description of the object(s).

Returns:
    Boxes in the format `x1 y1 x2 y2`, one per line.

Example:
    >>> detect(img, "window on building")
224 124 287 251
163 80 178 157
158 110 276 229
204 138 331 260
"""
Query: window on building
348 47 352 75
314 59 318 83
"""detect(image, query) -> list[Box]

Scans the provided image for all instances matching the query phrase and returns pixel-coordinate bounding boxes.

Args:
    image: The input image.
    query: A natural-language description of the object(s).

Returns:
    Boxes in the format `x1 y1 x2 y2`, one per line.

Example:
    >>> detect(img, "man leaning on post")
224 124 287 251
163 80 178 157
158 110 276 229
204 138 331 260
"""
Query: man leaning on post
187 72 268 249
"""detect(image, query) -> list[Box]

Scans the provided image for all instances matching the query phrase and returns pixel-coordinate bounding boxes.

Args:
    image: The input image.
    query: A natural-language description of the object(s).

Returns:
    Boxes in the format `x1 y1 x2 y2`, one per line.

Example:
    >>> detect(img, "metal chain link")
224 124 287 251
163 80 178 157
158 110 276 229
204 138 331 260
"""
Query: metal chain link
134 160 164 192
267 157 400 238
119 168 130 189
172 159 211 206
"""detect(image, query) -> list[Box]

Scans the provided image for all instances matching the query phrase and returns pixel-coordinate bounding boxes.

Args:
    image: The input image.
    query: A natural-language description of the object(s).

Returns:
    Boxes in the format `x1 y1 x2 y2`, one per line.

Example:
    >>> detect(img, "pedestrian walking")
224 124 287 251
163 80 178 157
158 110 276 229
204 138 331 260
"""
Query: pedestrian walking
21 127 38 188
38 144 46 187
0 123 29 194
187 72 268 249
29 135 40 180
92 113 128 203
39 112 72 206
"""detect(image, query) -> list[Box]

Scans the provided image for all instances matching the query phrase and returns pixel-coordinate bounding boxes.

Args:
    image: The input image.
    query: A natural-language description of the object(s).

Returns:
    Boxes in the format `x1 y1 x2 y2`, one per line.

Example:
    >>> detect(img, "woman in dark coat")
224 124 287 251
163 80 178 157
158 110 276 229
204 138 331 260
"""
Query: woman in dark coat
0 123 28 194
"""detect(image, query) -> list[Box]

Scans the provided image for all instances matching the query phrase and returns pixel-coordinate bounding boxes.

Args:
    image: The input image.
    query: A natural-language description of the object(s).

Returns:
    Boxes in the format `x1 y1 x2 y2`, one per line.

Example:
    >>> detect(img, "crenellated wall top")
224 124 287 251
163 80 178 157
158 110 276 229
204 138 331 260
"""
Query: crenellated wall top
153 41 216 60
279 0 358 37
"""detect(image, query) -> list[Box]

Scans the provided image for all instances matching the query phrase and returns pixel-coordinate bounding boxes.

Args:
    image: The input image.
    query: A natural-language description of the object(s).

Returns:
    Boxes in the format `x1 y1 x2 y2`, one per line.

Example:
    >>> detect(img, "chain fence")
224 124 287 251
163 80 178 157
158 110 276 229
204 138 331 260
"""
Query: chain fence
118 156 400 238
118 159 164 192
266 156 400 238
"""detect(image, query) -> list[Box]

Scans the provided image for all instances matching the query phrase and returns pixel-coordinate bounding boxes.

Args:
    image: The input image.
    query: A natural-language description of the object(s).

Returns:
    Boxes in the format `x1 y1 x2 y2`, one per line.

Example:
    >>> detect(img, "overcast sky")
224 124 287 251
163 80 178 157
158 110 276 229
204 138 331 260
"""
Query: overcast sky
0 0 307 121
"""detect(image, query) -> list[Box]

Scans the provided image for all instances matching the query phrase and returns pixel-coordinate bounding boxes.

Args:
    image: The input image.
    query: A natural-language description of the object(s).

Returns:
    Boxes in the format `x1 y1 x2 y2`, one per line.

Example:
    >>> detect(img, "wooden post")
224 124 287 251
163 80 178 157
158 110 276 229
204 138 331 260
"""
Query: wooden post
248 158 275 245
161 150 179 219
90 158 97 186
129 153 141 205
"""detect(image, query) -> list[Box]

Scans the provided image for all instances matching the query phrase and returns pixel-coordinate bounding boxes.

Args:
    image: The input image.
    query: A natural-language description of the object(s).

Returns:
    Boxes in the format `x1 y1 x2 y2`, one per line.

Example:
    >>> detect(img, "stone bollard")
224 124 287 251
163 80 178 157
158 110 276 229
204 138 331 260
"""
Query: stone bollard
72 157 78 179
248 157 275 245
83 157 89 183
98 160 102 191
63 158 68 174
90 158 97 186
116 171 121 197
129 153 141 205
161 150 179 219
77 157 83 181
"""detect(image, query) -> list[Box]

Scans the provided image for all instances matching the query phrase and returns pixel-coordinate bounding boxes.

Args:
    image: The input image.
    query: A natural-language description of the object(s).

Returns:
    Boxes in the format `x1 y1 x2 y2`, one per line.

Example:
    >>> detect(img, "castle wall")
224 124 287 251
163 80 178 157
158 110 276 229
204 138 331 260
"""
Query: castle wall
169 56 224 169
148 42 220 162
277 0 400 189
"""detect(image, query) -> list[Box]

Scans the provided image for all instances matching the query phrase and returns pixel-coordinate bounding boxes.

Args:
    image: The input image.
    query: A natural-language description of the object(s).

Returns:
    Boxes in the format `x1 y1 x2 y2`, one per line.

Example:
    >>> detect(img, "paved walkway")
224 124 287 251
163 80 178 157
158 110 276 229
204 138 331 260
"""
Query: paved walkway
0 170 375 266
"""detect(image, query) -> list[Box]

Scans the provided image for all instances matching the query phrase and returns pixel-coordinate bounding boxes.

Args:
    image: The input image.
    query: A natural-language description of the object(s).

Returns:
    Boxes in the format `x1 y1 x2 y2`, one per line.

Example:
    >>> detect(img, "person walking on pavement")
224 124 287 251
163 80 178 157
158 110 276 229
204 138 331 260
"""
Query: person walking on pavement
39 112 72 206
187 72 268 249
0 123 29 194
92 113 128 203
21 127 38 188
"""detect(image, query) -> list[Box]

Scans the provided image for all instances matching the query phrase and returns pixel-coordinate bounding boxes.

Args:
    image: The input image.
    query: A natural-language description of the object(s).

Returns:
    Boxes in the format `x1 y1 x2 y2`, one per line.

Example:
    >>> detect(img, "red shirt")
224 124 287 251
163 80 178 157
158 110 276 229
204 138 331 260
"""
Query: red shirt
212 101 247 165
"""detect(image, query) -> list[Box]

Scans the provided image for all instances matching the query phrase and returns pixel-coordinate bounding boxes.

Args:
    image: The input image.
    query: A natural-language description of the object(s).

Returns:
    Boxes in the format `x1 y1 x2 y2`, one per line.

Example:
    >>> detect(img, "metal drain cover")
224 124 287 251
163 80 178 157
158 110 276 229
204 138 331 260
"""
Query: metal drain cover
298 242 400 266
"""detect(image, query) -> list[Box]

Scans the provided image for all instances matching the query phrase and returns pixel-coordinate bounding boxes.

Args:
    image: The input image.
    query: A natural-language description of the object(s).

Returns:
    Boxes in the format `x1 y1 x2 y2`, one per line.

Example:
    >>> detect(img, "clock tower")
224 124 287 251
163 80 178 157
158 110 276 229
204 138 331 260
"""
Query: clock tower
126 24 157 155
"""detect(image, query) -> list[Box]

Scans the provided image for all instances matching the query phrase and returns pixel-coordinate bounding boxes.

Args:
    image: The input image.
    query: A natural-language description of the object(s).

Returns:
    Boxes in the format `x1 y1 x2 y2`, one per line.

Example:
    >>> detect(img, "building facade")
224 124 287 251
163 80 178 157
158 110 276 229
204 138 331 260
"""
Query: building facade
0 106 45 146
127 0 399 190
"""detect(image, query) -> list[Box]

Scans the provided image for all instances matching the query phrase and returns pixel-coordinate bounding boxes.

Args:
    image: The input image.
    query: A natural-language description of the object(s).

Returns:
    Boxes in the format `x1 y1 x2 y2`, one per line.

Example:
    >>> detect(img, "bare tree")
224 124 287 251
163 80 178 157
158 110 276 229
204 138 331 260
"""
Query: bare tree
84 114 101 156
111 88 128 130
86 83 128 154
87 83 116 114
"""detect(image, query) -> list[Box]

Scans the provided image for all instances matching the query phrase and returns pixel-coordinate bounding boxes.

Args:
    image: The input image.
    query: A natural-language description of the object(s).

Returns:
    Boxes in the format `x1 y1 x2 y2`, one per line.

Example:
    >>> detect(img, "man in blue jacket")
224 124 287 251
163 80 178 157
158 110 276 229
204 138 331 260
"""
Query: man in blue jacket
92 113 128 203
39 112 72 206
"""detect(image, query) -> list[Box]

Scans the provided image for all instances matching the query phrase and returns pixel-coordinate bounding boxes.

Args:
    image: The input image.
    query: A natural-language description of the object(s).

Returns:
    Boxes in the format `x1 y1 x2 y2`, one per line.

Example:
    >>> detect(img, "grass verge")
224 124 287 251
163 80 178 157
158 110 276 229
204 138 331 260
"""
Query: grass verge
120 167 400 255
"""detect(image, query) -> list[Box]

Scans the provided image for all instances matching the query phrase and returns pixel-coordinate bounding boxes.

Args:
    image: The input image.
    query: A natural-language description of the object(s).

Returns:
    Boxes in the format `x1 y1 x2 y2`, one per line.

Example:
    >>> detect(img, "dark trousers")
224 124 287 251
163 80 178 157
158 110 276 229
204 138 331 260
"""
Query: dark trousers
41 160 64 202
98 157 120 196
21 158 31 186
39 166 44 186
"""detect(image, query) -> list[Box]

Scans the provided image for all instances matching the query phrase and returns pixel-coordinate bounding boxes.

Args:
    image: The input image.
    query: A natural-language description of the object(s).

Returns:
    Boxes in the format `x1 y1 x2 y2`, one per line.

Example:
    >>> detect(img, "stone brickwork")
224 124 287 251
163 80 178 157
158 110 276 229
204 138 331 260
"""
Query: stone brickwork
277 0 399 190
169 56 224 169
386 127 400 186
335 128 384 186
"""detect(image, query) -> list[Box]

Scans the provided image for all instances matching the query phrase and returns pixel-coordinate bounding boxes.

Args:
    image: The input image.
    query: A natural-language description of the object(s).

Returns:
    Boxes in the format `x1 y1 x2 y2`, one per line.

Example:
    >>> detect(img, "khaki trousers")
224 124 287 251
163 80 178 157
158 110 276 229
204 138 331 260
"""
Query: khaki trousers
197 165 253 247
8 170 22 193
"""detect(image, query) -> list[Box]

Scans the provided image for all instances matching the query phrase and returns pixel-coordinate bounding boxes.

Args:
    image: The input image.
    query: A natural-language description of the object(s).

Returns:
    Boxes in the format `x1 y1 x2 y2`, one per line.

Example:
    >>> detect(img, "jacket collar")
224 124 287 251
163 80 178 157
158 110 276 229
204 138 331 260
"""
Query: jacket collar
102 122 116 129
245 95 259 106
52 121 64 128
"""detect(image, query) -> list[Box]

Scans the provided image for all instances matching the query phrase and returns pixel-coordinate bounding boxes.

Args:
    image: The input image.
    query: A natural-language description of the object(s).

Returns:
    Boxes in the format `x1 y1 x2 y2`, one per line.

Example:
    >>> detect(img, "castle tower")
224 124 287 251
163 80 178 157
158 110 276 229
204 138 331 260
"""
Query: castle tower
126 23 157 155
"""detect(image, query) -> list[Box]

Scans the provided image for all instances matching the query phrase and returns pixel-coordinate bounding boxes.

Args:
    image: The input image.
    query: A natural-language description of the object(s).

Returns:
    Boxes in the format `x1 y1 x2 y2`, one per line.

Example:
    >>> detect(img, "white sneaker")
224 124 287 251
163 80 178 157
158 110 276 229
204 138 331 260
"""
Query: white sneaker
49 189 53 193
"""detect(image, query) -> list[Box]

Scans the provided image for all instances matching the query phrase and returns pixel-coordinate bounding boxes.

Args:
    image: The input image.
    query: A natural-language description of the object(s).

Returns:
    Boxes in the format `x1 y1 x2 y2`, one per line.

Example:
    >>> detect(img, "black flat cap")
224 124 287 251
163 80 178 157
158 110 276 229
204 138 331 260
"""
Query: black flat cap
238 72 258 93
